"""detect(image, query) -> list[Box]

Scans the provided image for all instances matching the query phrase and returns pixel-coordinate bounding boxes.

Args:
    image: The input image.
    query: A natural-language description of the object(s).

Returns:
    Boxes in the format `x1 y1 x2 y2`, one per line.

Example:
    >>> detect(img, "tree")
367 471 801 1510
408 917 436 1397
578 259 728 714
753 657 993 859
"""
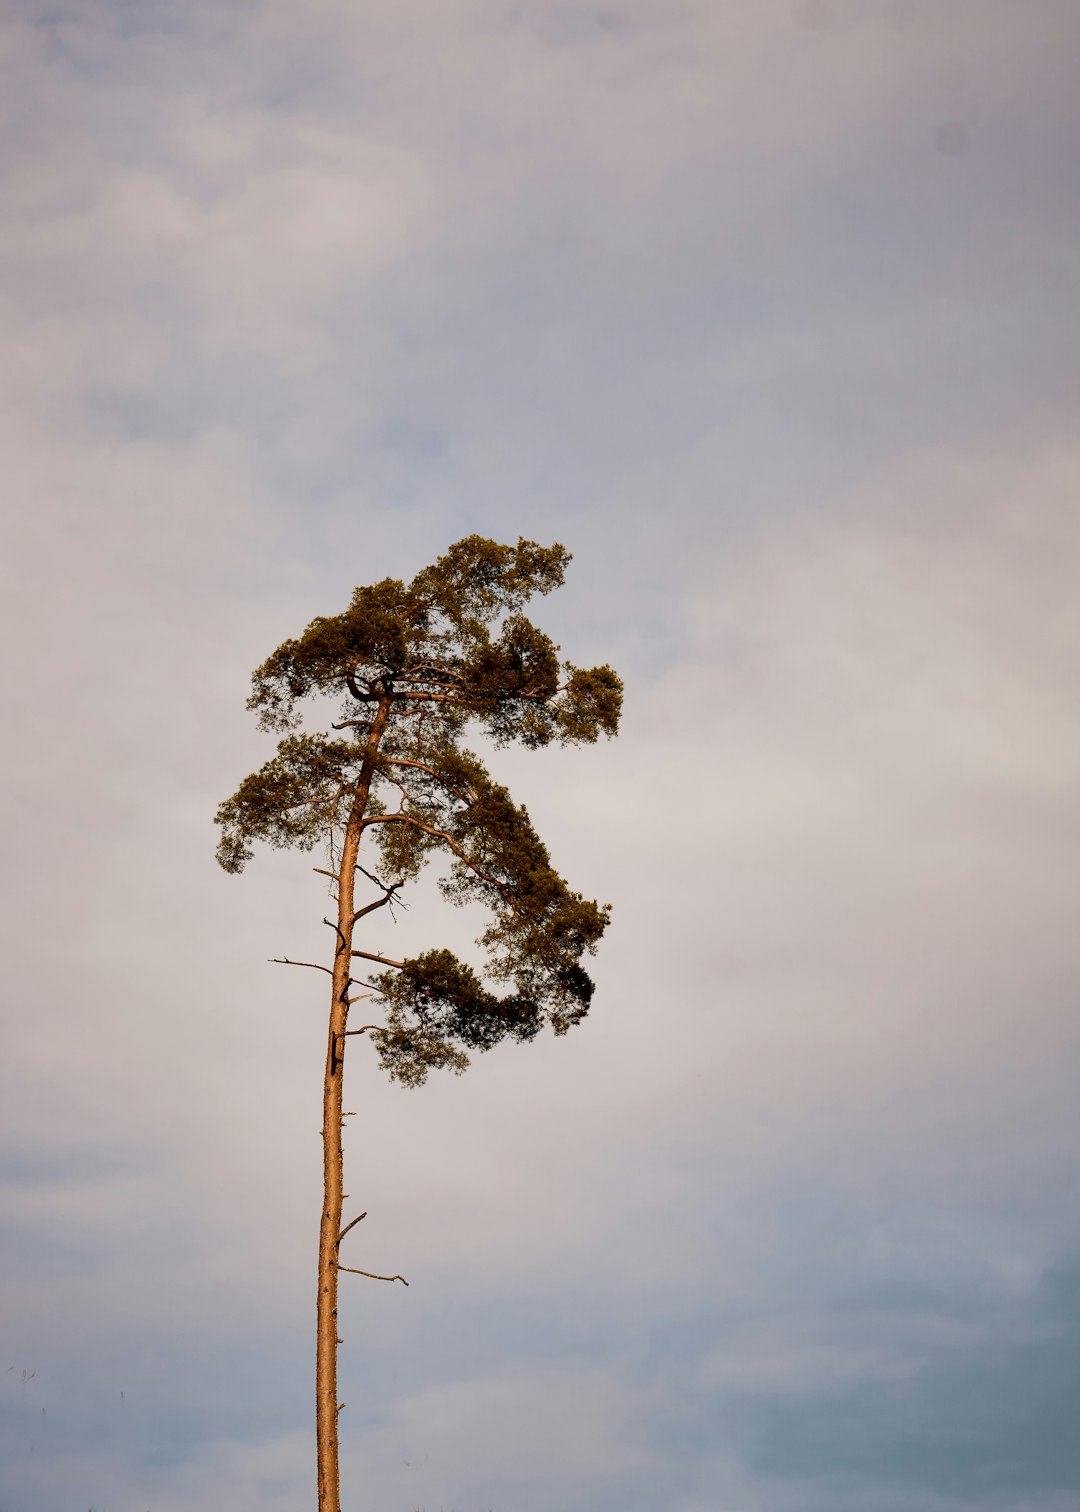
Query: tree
214 535 622 1512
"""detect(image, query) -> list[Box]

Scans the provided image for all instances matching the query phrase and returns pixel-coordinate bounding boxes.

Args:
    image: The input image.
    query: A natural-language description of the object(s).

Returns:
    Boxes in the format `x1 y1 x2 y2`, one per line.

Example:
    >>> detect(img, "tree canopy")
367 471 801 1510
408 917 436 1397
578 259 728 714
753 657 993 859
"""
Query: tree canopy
215 535 622 1087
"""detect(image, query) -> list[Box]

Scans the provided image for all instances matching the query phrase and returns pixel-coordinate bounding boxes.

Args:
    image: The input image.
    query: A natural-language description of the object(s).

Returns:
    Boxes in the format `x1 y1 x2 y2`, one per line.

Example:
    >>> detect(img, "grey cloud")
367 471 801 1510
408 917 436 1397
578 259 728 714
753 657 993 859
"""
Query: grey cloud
734 1257 1080 1505
3 2 1080 1508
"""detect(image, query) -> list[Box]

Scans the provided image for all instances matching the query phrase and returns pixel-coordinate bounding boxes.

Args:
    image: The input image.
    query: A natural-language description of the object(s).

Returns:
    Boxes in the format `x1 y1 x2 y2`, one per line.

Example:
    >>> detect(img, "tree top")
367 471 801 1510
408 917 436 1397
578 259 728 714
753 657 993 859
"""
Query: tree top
215 534 622 1086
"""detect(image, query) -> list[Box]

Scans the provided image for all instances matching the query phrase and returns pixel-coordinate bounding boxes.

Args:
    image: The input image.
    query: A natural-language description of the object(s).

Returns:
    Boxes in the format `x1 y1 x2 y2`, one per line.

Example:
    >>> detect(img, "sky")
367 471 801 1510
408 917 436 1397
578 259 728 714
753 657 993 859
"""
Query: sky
2 2 1080 1509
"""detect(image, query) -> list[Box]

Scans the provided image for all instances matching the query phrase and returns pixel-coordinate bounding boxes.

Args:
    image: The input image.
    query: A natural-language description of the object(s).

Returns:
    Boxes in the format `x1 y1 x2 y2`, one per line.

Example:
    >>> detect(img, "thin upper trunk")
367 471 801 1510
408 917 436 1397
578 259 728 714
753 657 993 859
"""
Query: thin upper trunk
316 696 390 1512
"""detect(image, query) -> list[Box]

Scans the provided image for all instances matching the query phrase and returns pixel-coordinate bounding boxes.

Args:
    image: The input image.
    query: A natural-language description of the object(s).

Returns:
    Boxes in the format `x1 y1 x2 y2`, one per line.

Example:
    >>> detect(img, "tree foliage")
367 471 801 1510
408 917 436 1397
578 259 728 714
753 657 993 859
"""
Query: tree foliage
215 535 622 1087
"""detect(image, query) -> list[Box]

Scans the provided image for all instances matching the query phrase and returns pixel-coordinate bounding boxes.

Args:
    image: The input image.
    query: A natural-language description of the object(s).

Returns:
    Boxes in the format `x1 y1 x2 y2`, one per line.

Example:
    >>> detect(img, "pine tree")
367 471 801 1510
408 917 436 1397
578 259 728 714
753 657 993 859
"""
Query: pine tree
214 535 622 1512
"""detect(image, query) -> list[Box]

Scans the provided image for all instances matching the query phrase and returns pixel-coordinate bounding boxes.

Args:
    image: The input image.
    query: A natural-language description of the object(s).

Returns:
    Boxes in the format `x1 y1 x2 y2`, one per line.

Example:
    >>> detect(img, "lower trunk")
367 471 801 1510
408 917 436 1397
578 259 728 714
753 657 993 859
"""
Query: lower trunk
315 697 389 1511
315 954 350 1512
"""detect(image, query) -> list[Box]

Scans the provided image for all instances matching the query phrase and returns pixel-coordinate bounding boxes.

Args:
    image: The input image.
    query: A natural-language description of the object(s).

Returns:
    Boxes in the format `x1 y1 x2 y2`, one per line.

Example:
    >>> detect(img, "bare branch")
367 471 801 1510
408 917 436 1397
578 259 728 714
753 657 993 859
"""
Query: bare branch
352 868 408 923
338 1263 409 1286
313 868 338 883
346 974 385 1001
353 893 397 923
337 1212 367 1245
323 917 349 955
357 865 402 892
270 956 334 977
351 948 405 969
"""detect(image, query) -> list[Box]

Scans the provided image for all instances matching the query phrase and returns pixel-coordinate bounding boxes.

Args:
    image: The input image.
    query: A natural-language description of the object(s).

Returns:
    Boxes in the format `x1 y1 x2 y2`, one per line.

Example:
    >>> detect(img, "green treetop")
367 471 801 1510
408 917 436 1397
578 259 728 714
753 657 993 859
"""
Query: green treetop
215 534 622 1088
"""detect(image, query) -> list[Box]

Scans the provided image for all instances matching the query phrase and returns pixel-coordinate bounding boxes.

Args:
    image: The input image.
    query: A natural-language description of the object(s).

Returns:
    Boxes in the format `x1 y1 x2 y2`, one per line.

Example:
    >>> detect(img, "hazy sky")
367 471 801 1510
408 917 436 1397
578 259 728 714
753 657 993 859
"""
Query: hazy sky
3 3 1080 1510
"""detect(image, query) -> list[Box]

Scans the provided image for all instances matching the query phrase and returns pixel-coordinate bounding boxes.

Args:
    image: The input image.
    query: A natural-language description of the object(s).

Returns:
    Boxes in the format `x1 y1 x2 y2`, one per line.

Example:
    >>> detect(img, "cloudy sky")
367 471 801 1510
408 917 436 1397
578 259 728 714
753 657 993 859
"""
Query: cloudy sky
3 2 1080 1509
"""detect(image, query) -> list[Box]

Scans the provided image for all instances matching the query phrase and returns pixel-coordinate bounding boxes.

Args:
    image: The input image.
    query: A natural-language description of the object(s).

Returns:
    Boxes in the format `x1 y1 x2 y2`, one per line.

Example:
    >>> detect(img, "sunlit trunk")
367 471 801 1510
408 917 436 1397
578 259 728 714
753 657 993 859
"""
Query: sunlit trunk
316 697 390 1512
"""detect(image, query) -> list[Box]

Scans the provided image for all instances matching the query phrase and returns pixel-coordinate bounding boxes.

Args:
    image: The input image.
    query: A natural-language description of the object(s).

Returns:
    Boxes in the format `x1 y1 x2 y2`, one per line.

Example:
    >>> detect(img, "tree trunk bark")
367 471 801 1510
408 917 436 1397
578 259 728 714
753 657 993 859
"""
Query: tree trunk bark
316 696 390 1512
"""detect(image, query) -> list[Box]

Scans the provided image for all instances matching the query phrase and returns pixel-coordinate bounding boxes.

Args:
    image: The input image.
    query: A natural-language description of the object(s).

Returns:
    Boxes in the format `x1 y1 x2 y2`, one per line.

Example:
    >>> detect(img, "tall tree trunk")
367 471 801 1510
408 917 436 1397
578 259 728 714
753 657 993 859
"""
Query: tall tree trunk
316 696 390 1512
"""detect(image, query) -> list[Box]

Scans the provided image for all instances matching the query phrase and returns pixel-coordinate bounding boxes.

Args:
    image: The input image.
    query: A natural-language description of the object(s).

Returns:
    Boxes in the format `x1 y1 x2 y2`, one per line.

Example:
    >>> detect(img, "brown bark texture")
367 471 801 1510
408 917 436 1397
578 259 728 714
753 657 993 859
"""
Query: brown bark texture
316 699 389 1512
